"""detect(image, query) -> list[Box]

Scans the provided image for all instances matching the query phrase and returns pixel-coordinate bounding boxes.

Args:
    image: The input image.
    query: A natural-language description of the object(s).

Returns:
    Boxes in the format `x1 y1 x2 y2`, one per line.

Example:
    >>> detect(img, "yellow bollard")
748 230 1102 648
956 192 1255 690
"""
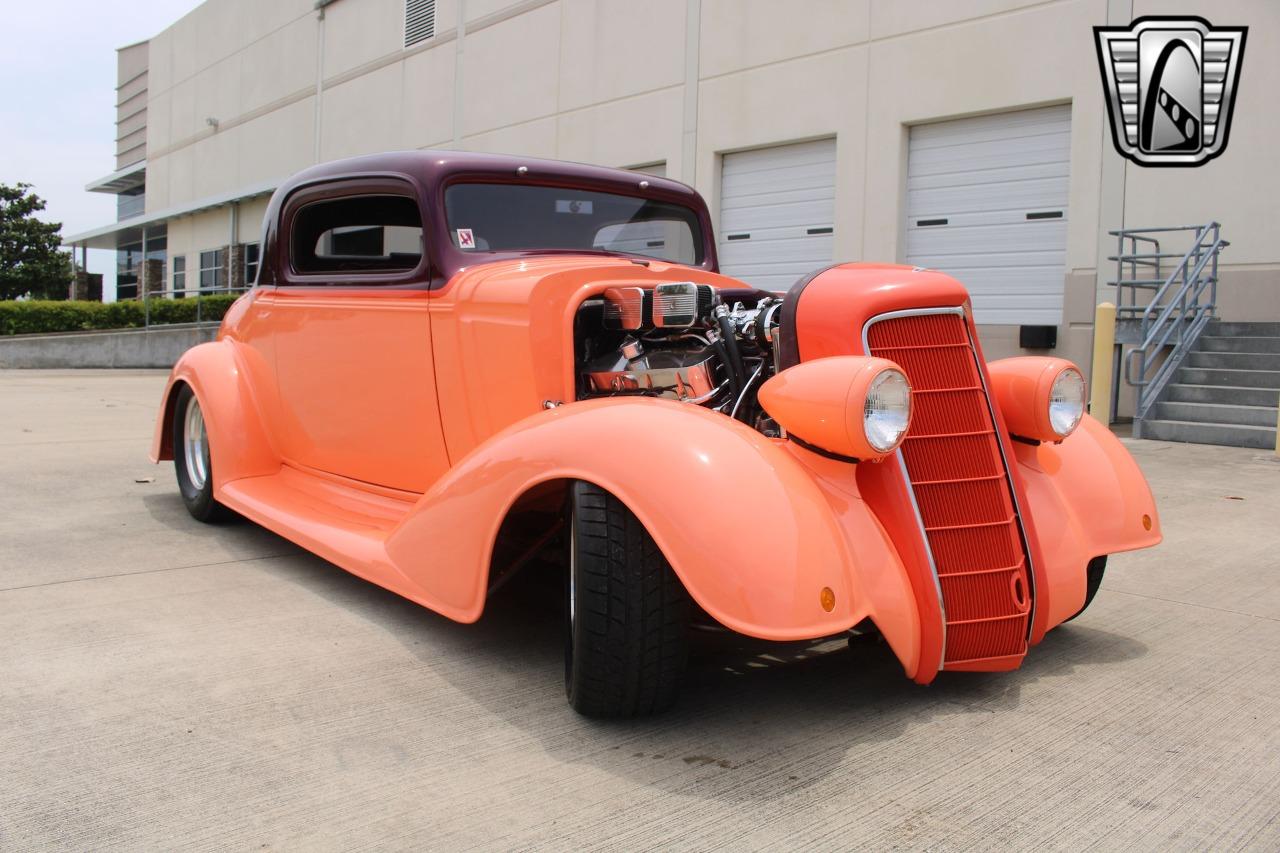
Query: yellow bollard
1090 302 1117 426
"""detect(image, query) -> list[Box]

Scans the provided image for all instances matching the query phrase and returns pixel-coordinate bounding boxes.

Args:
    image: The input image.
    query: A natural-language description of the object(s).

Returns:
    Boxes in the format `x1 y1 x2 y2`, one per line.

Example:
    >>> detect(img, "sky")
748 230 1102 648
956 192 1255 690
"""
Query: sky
0 0 204 299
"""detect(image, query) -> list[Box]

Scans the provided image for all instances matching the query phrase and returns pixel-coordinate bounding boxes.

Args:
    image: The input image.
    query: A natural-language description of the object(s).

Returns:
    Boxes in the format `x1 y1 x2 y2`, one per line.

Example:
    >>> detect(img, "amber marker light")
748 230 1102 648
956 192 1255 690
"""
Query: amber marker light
1142 514 1152 531
820 587 836 612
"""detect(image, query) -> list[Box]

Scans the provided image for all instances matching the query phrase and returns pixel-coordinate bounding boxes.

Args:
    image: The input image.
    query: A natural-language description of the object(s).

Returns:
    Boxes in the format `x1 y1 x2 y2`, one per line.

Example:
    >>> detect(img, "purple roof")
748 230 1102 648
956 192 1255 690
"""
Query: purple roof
259 150 718 287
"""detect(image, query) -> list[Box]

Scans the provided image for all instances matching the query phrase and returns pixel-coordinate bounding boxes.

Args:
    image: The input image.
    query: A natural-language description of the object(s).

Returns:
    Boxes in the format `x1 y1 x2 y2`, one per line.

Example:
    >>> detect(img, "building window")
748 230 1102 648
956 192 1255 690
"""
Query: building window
173 256 186 298
116 242 142 300
199 249 226 292
404 0 436 48
117 190 145 221
244 243 260 286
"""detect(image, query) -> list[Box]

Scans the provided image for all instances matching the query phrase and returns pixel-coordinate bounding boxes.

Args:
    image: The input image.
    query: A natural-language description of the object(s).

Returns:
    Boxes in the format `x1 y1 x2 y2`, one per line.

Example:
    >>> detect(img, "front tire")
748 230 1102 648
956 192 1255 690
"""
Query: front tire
565 481 690 717
171 384 229 523
1064 556 1107 622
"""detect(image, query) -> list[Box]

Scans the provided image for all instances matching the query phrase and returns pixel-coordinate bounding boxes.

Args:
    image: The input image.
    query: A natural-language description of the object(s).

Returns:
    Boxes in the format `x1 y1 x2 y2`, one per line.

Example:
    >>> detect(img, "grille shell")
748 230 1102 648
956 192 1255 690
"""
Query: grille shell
866 309 1033 668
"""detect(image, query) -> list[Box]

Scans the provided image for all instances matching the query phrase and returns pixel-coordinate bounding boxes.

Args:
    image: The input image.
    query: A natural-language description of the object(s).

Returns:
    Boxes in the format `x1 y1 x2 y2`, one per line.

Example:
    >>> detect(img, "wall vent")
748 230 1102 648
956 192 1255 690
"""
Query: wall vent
405 0 436 48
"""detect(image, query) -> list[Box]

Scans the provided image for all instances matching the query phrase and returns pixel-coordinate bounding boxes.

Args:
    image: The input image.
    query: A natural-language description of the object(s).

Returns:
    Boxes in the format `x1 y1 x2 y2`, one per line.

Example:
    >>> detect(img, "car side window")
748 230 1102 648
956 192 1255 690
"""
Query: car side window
289 193 424 276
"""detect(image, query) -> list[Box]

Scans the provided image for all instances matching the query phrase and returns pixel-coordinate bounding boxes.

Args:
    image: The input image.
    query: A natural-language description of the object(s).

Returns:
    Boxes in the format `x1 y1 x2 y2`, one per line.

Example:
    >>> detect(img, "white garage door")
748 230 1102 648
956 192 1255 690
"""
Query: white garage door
906 105 1071 325
718 138 835 291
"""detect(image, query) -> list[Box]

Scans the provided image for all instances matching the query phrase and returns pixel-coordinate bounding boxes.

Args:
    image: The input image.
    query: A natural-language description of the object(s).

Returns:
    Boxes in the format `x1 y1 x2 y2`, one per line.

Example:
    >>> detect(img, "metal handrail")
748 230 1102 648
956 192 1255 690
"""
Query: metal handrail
1106 230 1161 314
1113 222 1228 424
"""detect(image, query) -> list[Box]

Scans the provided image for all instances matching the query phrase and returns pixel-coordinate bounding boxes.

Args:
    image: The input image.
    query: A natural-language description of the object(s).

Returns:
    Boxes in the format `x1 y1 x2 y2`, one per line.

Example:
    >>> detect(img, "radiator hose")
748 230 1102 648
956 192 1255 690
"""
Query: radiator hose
714 307 748 396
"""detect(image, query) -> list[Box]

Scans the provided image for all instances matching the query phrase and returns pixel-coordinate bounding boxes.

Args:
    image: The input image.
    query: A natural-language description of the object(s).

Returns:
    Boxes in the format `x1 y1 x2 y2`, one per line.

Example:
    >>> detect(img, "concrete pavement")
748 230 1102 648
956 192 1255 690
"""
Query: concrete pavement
1 369 1277 850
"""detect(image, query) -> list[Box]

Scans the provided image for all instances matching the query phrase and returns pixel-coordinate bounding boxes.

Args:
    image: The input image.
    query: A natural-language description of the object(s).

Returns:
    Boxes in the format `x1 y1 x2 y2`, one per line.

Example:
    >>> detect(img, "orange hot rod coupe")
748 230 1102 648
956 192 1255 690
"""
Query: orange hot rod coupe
151 151 1160 717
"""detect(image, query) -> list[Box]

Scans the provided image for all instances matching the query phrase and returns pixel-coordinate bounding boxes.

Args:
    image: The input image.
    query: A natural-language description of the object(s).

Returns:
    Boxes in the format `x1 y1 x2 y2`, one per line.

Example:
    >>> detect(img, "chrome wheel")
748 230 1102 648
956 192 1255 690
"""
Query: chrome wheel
172 384 227 523
182 394 210 491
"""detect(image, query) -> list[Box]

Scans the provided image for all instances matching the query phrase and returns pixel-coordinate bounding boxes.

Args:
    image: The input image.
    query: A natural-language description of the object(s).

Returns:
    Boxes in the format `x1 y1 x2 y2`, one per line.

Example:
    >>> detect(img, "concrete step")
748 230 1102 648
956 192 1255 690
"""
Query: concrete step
1164 384 1280 407
1186 351 1280 370
1152 400 1279 428
1198 335 1280 354
1178 367 1280 389
1140 418 1278 449
1207 322 1280 337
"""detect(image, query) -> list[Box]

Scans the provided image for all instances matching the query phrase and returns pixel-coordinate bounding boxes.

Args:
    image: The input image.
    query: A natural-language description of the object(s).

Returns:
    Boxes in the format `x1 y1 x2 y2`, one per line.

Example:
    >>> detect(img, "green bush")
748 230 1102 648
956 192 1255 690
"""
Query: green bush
0 295 240 335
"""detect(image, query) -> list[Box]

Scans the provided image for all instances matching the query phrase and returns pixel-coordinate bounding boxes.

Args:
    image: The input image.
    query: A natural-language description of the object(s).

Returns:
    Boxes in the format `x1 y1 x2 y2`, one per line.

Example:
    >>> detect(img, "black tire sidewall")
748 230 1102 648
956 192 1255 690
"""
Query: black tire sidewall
565 506 576 696
564 495 584 707
1064 556 1107 622
563 480 688 717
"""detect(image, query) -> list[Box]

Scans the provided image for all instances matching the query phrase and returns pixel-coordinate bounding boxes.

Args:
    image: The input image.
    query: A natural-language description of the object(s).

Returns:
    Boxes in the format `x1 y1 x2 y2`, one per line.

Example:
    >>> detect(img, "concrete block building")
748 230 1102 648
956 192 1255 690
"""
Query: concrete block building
67 0 1280 431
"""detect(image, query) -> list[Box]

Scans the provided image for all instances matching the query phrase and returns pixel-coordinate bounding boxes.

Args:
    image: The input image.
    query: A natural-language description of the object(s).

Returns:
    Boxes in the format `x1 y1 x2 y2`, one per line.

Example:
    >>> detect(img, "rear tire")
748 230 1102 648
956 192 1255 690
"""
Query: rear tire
1064 556 1107 622
171 384 230 523
565 481 690 717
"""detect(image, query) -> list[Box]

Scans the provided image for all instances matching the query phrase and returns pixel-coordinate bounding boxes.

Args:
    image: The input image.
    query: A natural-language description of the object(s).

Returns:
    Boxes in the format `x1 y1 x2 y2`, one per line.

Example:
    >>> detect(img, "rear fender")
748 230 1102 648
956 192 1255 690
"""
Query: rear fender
384 397 923 675
1012 416 1161 634
149 340 279 488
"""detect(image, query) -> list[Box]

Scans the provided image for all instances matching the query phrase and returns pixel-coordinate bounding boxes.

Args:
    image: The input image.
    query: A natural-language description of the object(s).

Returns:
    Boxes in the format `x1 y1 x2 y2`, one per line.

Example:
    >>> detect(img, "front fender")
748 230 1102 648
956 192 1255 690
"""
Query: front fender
1013 416 1162 634
149 340 278 488
384 398 922 675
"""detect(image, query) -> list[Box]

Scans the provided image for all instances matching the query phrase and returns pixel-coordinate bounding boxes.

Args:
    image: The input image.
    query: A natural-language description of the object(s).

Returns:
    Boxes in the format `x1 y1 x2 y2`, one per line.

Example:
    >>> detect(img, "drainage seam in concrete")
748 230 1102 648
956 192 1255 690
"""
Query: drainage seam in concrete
0 552 297 593
1107 587 1279 623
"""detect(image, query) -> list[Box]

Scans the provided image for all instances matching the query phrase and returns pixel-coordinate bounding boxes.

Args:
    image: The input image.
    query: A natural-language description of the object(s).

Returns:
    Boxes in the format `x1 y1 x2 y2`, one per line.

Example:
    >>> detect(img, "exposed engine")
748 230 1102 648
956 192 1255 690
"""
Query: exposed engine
574 282 784 433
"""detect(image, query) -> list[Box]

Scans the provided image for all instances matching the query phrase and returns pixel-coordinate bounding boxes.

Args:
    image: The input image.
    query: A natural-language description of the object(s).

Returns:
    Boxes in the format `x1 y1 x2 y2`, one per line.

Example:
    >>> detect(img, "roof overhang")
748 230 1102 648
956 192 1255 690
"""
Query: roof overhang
65 178 282 250
86 160 148 194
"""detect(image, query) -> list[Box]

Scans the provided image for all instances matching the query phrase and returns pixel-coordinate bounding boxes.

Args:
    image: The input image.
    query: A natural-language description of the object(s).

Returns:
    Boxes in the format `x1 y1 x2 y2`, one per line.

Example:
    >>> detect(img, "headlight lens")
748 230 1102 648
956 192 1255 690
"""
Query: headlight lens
1048 368 1085 437
863 368 912 452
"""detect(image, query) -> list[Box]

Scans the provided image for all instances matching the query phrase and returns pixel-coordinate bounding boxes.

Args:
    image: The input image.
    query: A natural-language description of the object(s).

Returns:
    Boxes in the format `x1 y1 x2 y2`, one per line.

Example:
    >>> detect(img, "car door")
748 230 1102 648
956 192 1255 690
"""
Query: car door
260 178 450 494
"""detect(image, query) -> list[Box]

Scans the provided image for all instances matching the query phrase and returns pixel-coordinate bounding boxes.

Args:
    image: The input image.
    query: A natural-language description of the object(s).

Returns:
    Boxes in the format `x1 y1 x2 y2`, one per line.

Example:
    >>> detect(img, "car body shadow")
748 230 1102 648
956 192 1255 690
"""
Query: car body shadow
249 551 1148 801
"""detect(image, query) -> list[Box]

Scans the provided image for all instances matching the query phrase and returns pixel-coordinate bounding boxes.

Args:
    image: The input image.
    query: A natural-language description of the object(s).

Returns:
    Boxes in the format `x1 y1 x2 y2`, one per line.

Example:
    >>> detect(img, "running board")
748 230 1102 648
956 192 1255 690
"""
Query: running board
217 465 419 599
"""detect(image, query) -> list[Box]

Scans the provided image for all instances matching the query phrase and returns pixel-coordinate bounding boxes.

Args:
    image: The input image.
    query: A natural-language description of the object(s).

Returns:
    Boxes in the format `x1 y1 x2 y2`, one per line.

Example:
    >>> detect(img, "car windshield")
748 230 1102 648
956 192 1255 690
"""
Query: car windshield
443 182 704 265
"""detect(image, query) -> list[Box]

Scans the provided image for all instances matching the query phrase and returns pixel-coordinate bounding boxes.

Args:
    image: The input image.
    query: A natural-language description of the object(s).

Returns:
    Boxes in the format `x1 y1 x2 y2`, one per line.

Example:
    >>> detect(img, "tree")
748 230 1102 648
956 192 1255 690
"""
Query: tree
0 183 72 300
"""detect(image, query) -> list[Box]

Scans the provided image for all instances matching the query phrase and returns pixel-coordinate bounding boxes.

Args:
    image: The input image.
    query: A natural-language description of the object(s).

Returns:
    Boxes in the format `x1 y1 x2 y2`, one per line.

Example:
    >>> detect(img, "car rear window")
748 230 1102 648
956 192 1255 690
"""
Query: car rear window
290 194 424 275
443 183 704 265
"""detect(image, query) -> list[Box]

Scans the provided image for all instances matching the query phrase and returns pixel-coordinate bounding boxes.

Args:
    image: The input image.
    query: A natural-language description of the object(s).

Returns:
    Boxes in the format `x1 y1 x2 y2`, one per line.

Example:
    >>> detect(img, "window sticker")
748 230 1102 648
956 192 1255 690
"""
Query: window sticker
555 199 594 215
456 228 475 249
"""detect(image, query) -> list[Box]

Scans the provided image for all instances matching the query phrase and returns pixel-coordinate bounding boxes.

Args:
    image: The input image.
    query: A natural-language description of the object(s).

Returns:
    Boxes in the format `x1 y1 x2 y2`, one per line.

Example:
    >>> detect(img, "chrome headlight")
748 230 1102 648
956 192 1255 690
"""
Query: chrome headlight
864 368 912 453
988 357 1087 443
757 357 912 460
1048 367 1085 437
